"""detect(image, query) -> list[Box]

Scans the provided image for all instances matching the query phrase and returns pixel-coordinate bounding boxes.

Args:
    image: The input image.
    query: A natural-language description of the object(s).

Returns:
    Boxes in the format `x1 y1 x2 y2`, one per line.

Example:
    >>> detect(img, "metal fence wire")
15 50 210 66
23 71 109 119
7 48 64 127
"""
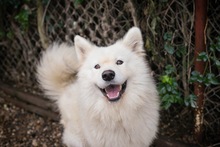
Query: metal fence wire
0 0 219 145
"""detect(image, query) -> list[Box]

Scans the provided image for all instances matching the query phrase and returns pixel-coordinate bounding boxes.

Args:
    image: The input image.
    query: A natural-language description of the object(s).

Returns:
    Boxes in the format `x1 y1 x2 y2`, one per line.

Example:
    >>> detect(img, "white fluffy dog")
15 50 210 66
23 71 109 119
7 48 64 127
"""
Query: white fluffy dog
37 27 159 147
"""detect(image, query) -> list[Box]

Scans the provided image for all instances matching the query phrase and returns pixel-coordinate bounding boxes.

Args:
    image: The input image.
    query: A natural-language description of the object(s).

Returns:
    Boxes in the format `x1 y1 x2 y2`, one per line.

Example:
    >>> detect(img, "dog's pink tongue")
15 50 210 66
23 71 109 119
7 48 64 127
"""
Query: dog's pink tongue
105 85 120 98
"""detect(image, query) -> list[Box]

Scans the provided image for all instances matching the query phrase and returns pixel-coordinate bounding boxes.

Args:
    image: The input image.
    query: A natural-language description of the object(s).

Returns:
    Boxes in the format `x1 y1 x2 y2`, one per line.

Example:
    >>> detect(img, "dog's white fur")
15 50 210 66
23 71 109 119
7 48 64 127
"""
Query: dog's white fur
37 27 159 147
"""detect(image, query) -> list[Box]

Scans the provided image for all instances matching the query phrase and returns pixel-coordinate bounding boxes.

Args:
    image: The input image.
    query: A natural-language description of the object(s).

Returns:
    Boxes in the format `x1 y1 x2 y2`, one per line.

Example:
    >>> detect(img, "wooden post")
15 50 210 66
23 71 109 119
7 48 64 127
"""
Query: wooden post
194 0 207 145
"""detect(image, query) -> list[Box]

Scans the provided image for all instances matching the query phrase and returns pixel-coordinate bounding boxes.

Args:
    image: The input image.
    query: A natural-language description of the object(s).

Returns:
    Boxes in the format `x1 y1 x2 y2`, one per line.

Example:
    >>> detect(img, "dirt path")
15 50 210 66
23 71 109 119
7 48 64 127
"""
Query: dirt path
0 97 65 147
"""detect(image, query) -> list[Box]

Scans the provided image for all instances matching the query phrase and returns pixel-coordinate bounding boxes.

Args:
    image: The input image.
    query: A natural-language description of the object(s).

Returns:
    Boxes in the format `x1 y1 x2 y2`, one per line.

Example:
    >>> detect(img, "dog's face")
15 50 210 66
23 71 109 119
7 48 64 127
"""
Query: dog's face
74 27 145 103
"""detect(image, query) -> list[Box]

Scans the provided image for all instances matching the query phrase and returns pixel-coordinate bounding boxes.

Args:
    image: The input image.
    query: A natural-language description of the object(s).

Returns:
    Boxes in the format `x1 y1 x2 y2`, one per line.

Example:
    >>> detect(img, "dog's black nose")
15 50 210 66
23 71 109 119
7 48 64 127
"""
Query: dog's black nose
102 70 115 81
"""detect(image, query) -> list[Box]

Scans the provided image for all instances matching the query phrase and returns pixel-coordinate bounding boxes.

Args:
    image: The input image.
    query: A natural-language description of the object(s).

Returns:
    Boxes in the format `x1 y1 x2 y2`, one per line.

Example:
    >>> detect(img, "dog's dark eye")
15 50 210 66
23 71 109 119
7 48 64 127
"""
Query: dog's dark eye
94 64 100 69
116 60 123 65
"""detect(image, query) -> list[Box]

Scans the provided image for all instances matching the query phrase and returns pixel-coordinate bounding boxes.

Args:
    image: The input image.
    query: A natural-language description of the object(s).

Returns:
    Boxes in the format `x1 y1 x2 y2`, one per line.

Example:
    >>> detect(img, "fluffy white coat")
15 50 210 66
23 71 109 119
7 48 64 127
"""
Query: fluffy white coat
37 27 159 147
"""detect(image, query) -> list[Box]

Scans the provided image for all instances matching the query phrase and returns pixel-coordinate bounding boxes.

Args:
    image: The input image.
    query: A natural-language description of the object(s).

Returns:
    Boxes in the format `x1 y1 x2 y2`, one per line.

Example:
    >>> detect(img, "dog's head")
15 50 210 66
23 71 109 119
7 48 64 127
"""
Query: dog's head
74 27 145 103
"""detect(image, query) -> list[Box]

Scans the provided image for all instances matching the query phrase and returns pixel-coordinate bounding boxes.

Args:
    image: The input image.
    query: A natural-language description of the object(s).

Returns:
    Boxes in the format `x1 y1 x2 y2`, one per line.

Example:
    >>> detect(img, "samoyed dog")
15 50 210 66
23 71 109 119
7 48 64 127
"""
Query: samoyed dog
37 27 159 147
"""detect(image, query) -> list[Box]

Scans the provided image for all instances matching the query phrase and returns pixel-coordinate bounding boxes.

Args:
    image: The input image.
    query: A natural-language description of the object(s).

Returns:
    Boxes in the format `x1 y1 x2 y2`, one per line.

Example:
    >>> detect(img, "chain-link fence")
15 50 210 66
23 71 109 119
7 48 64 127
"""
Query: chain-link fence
0 0 219 146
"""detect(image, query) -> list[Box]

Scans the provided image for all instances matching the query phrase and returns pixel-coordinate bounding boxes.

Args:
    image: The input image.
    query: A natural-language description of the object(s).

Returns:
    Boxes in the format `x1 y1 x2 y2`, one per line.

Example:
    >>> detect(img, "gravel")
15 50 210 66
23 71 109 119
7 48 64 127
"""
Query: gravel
0 97 66 147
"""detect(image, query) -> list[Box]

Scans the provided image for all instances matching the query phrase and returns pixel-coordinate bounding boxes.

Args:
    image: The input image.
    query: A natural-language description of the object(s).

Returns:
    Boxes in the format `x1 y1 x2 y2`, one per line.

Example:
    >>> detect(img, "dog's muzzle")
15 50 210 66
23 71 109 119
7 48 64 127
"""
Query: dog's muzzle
99 81 127 103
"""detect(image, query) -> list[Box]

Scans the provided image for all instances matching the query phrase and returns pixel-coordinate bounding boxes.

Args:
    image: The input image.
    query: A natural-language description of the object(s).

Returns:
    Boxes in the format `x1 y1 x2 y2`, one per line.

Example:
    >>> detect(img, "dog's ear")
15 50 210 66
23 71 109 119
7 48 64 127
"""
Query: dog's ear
74 35 93 61
122 27 144 54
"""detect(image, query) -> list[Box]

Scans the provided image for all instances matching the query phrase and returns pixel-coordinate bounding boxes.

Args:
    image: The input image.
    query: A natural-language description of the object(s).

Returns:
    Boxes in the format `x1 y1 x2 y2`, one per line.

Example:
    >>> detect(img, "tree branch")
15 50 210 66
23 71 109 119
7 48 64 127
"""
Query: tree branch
37 0 49 49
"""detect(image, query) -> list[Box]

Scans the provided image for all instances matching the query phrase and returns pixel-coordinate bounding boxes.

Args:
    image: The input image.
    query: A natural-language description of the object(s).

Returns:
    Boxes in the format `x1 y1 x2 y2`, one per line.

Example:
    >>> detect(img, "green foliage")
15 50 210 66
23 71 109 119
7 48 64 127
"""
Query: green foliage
190 37 220 86
204 73 219 86
42 0 49 5
164 32 174 54
164 43 174 54
6 30 14 39
14 9 30 34
160 33 220 110
199 37 220 68
176 46 186 57
0 30 5 39
197 52 208 62
73 0 84 6
184 94 198 108
164 65 175 75
189 71 204 83
211 57 220 68
158 65 183 110
163 31 173 41
0 0 33 36
189 71 219 86
148 1 161 36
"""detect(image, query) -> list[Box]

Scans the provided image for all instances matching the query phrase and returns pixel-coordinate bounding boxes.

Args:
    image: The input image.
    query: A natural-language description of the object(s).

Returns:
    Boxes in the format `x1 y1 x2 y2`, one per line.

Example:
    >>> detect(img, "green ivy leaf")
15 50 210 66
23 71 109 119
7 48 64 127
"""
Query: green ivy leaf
176 51 181 57
162 75 169 83
205 73 219 85
190 94 198 100
189 76 197 83
206 73 215 78
160 87 166 94
164 101 171 110
210 57 220 68
210 42 215 52
172 80 178 87
189 71 201 83
191 100 197 108
166 84 171 92
169 95 174 103
159 75 163 81
177 97 184 105
197 74 204 83
42 0 49 5
165 65 175 75
184 97 190 106
210 78 219 85
165 43 174 54
172 89 178 95
14 9 30 31
215 60 220 68
191 71 200 76
163 31 173 41
197 52 208 62
176 46 186 57
204 78 210 86
185 94 198 108
216 42 220 52
161 94 170 102
216 36 220 42
178 46 186 54
175 93 183 104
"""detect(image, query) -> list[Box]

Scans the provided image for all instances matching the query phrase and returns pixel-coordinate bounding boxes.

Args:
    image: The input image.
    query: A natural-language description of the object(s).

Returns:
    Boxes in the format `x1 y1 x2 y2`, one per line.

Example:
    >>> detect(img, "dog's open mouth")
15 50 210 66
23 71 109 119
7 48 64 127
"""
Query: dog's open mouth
100 81 127 103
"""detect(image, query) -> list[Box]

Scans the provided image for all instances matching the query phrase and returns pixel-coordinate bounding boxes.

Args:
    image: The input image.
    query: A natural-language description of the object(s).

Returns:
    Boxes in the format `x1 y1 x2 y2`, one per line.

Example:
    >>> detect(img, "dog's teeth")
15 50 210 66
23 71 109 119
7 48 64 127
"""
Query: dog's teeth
120 85 122 90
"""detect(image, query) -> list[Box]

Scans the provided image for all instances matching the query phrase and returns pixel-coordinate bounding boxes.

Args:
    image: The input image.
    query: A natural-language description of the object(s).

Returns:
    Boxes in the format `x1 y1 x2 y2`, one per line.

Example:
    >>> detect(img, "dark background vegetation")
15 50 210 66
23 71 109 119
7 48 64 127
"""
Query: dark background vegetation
0 0 219 146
